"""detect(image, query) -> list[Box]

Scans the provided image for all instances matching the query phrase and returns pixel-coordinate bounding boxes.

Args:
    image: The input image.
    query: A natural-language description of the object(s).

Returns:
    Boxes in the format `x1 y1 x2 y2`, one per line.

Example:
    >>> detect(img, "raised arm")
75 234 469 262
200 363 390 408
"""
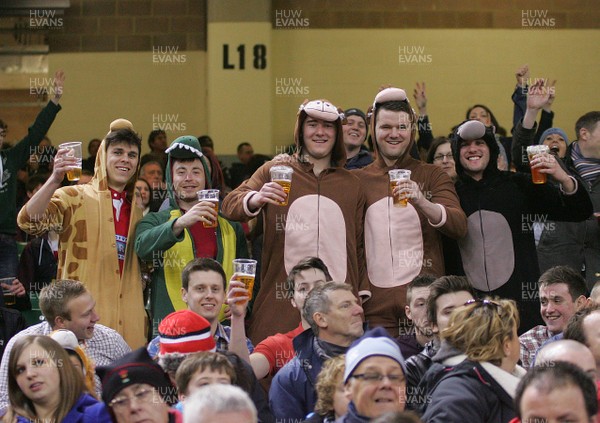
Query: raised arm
226 277 251 364
24 144 78 222
511 64 529 131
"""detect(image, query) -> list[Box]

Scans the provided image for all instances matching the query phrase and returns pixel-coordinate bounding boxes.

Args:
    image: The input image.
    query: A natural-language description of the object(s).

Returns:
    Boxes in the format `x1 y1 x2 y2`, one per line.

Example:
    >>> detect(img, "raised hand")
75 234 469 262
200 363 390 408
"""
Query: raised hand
515 64 529 87
248 182 287 210
542 79 557 112
526 79 551 111
413 82 427 115
52 70 65 103
227 278 249 317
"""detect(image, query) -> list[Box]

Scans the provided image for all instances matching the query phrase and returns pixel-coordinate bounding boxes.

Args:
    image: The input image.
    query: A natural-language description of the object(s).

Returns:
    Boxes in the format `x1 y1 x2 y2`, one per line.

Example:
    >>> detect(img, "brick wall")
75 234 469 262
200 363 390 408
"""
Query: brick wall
35 0 600 53
48 0 206 53
271 0 600 29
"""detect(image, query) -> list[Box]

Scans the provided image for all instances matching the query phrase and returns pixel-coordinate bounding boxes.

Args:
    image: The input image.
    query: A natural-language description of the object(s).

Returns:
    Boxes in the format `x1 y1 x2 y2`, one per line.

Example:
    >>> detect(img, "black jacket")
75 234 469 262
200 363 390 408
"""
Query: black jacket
0 307 26 360
448 134 593 332
422 360 517 423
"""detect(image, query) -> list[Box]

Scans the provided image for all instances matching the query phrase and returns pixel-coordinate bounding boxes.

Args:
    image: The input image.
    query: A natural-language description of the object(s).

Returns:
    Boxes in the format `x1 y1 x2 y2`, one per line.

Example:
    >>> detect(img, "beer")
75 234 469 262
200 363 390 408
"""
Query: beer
527 145 549 184
59 142 83 182
232 258 257 303
66 167 82 182
1 277 16 306
389 180 408 207
273 179 291 206
203 199 219 228
388 169 411 207
233 273 255 302
3 291 15 306
270 165 294 206
197 189 220 228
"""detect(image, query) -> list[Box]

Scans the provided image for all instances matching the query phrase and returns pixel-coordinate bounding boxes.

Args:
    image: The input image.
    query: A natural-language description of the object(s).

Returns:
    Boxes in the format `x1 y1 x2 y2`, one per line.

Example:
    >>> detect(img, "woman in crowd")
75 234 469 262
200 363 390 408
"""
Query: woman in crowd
304 355 347 423
426 137 457 182
3 335 110 423
134 178 152 216
422 298 525 423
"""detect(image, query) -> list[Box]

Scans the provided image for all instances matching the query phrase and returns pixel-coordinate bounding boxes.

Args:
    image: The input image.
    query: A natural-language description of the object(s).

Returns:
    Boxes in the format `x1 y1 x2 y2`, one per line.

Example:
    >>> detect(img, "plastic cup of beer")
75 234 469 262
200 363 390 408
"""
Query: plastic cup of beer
197 189 219 228
59 142 83 182
527 145 549 184
1 278 16 306
389 169 411 207
269 165 294 206
232 259 257 302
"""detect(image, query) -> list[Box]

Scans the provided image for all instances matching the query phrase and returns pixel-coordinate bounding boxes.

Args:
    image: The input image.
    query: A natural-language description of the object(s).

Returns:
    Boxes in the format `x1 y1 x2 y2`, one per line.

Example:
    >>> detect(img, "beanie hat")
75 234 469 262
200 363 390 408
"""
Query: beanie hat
158 310 216 355
539 127 569 145
96 347 175 404
343 327 406 383
344 108 367 127
165 135 204 160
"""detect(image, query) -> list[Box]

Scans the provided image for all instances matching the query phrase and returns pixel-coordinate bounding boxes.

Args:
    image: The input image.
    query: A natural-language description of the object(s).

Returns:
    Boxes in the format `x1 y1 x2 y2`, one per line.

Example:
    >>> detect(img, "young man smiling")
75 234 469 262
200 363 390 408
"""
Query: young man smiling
146 258 253 359
222 99 369 344
135 136 247 332
18 119 147 348
519 265 588 368
448 118 592 334
355 87 466 337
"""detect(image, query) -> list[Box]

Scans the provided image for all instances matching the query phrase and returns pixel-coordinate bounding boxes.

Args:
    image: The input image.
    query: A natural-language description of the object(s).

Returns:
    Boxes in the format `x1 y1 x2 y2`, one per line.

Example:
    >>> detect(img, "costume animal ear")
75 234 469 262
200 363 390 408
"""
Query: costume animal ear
457 120 487 141
109 118 134 132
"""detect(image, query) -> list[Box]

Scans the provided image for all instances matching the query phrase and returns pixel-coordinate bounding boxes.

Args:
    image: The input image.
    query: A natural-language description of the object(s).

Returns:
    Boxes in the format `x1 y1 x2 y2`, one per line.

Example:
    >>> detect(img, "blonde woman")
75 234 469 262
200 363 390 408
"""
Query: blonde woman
422 298 525 423
304 355 347 422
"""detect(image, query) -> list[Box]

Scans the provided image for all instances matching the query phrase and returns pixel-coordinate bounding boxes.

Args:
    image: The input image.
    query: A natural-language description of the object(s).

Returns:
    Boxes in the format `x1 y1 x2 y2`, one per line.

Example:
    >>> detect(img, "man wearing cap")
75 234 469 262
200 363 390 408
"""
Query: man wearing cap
96 347 181 423
448 117 592 333
135 136 248 333
355 87 467 337
18 119 147 348
340 327 407 422
221 99 369 345
269 281 365 421
343 108 373 170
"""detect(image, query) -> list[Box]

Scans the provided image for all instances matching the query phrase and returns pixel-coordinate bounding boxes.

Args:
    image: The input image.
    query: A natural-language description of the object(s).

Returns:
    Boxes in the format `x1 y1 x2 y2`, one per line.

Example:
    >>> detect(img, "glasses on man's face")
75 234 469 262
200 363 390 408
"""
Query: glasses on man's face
350 373 405 385
433 153 454 162
109 388 154 411
0 130 6 137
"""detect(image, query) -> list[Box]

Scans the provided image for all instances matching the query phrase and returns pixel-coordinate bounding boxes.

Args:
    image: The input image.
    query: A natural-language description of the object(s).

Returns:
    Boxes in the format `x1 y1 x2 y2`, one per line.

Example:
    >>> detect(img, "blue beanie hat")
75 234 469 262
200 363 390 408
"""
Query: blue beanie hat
538 127 569 145
343 327 406 383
